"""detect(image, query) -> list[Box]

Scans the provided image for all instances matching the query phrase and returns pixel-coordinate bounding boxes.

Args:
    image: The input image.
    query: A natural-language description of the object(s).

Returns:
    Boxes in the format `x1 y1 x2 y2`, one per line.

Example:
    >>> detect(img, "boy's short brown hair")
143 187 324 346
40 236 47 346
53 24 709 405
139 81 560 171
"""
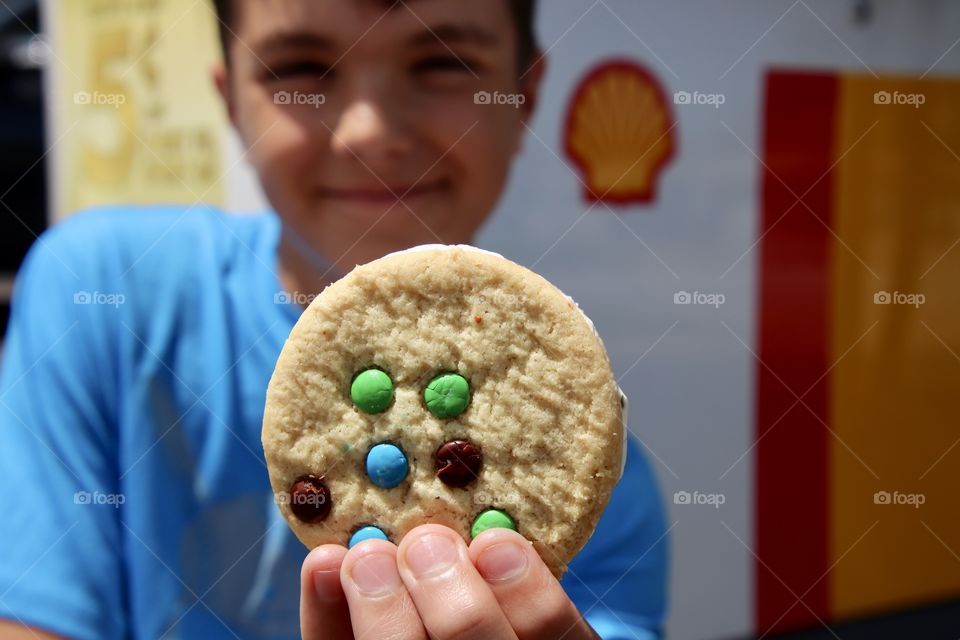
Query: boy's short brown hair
211 0 538 73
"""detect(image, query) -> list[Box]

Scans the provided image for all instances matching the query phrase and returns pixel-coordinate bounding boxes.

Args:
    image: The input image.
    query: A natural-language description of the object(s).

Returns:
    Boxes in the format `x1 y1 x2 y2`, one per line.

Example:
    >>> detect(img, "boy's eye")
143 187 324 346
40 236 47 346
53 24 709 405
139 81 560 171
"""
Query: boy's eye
413 55 477 75
273 61 332 78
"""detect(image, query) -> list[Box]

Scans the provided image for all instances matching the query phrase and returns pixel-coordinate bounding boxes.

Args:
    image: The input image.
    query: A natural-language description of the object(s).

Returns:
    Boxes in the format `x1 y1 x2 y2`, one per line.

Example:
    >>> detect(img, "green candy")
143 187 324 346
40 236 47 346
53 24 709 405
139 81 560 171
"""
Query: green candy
351 369 394 414
471 509 516 538
424 373 470 418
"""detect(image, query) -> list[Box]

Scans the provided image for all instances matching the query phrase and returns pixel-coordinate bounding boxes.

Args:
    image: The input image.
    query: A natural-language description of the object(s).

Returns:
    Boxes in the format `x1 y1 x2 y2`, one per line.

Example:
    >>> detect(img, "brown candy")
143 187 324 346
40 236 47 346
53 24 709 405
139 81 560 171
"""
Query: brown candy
288 474 332 523
435 440 482 488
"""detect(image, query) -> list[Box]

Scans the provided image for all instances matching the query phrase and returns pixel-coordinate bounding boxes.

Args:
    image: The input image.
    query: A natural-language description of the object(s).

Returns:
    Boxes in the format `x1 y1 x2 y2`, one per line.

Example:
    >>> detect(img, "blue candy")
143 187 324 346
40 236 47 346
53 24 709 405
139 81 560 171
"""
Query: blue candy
365 443 409 488
348 525 389 548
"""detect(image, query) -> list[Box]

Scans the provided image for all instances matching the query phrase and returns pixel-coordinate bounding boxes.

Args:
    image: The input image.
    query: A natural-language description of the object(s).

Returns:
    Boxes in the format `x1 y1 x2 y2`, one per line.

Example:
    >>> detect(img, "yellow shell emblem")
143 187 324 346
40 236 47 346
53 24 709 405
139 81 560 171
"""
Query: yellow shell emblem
564 60 676 204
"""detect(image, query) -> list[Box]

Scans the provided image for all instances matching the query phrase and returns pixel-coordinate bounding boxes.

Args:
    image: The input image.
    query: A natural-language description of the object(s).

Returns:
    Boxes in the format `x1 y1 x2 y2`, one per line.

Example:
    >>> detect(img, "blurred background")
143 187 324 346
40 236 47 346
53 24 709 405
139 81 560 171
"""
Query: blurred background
3 0 960 638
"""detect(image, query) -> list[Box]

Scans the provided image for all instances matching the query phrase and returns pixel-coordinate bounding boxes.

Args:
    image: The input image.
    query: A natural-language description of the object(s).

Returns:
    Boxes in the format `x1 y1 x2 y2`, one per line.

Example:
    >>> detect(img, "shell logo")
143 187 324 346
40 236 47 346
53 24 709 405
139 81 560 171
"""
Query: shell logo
563 59 676 205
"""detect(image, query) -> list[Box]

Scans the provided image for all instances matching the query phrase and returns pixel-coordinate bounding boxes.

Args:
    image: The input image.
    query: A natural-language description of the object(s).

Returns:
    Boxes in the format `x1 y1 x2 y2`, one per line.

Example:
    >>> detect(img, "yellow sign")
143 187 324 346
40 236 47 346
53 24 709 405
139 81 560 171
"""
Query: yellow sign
49 0 225 216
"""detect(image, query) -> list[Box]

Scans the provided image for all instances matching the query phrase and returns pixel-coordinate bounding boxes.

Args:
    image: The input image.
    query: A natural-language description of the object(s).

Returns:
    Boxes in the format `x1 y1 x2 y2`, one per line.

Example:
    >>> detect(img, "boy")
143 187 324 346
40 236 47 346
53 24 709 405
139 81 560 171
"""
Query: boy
0 1 667 638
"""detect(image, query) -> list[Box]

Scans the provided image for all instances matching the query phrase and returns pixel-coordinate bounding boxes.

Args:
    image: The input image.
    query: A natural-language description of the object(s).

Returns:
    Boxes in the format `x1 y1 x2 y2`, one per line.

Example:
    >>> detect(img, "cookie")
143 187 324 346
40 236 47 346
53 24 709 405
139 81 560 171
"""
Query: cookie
262 245 628 578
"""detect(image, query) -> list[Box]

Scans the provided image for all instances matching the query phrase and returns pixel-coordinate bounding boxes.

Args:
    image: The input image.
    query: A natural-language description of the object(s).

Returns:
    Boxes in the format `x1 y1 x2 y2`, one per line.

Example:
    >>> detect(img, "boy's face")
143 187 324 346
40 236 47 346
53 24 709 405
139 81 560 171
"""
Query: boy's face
214 0 543 268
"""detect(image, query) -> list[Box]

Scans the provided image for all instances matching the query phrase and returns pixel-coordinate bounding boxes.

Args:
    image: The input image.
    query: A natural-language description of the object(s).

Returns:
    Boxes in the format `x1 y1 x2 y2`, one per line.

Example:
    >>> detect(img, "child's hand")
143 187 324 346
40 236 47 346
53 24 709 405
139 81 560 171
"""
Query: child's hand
300 523 600 640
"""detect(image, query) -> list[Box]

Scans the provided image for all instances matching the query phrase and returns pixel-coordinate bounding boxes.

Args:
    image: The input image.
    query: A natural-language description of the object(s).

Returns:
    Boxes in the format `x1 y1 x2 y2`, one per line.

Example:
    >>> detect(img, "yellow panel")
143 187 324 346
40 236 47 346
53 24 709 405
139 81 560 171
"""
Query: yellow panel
831 74 960 619
52 0 225 215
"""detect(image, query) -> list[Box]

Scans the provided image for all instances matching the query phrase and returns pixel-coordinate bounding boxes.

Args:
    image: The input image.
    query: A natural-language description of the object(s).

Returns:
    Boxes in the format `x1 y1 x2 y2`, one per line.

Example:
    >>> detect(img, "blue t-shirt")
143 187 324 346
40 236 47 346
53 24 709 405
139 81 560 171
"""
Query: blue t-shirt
0 205 668 640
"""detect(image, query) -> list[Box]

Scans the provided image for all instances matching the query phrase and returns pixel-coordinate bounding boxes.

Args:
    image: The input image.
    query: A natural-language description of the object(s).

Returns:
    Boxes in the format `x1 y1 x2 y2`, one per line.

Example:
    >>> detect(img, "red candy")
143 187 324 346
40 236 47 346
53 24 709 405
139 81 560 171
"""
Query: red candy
289 474 332 523
435 440 482 488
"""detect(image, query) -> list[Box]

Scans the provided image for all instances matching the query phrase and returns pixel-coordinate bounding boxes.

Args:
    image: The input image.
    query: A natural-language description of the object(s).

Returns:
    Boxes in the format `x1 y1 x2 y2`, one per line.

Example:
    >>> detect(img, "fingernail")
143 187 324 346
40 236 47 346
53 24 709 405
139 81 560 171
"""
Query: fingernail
405 534 458 579
477 542 528 583
312 569 343 602
350 553 402 597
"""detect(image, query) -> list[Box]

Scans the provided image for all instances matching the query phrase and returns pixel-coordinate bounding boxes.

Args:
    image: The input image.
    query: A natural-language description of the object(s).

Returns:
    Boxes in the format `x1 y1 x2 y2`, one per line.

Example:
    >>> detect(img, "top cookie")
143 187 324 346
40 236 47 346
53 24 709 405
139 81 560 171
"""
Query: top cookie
262 245 626 578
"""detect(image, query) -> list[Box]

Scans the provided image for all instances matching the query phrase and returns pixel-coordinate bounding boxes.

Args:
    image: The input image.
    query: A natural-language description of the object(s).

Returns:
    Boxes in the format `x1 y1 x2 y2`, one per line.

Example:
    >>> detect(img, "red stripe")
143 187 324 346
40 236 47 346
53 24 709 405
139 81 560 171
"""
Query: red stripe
755 71 838 634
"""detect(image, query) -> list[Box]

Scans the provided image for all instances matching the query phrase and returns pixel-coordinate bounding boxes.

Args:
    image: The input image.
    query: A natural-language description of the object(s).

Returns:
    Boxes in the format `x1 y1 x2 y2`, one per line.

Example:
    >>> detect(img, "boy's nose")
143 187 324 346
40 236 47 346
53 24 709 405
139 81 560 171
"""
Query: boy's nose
331 99 414 166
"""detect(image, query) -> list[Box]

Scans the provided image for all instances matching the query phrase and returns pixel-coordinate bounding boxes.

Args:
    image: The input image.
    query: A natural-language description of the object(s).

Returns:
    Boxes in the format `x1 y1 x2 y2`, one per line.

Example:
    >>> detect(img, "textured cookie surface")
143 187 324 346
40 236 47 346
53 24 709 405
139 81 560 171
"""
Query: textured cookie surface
262 246 625 578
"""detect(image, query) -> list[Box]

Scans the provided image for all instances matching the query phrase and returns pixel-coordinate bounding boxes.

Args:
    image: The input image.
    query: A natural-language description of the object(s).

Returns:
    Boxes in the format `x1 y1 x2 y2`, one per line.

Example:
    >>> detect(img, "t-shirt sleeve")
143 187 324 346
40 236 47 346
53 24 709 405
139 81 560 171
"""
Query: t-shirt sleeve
562 432 670 640
0 216 127 639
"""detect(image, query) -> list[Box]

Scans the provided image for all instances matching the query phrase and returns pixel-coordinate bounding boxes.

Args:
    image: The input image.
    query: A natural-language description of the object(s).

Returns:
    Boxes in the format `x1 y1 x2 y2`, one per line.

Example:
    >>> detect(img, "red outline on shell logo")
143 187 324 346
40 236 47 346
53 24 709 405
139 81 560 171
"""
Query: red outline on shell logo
563 59 677 205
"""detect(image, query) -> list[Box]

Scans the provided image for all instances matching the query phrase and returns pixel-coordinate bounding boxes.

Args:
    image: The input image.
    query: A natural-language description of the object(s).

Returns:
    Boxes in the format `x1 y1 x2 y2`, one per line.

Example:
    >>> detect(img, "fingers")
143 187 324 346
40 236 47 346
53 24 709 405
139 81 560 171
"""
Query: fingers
300 544 353 640
340 538 429 640
468 529 599 640
301 527 598 640
397 524 519 640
